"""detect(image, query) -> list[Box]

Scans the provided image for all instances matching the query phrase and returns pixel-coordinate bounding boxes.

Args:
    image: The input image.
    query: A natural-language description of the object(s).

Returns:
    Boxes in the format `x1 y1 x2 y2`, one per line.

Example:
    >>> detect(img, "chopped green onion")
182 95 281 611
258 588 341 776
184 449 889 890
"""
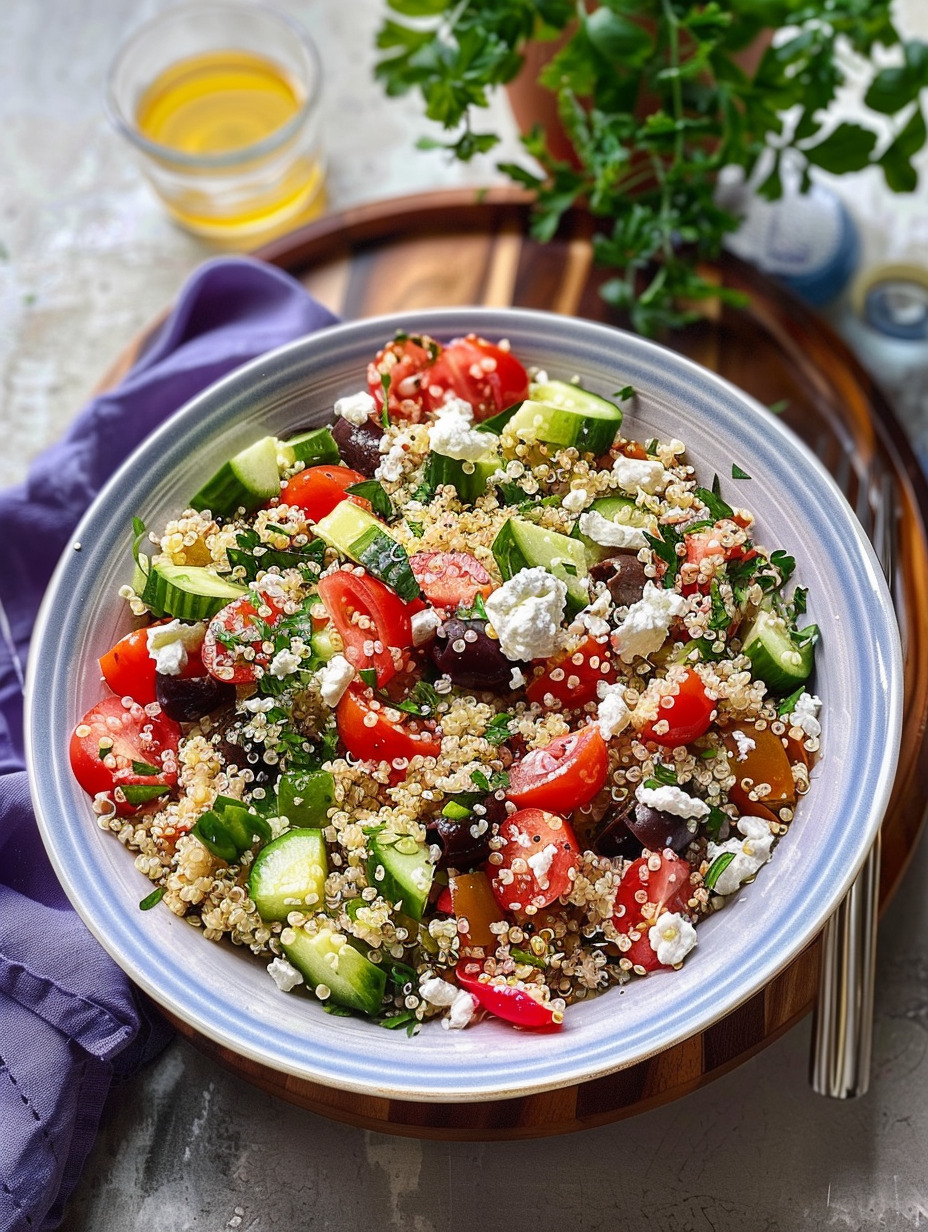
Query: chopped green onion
139 886 165 911
704 850 737 892
122 784 170 805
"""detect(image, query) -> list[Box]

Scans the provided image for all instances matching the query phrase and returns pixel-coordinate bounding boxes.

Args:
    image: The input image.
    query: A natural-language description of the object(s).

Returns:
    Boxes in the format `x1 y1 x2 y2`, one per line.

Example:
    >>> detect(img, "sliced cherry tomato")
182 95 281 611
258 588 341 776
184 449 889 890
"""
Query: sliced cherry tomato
641 669 715 748
489 807 581 913
456 959 562 1030
317 570 413 686
506 726 608 814
426 336 530 422
612 850 693 972
409 551 494 612
724 723 796 812
368 334 442 422
201 590 285 685
100 623 206 705
278 464 369 523
525 635 615 709
69 696 181 815
435 885 454 914
336 685 441 765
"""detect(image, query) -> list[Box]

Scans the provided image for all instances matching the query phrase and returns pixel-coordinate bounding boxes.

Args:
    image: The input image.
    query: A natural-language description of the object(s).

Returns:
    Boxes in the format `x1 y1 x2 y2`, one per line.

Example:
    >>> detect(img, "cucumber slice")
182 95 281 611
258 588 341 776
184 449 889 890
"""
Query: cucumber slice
138 561 247 620
314 500 421 601
529 378 623 420
474 401 524 435
424 451 499 504
506 399 622 456
492 517 589 616
742 608 819 693
277 428 340 468
310 627 338 663
249 827 328 922
190 436 281 517
367 832 435 921
572 494 657 562
282 926 386 1015
277 770 335 827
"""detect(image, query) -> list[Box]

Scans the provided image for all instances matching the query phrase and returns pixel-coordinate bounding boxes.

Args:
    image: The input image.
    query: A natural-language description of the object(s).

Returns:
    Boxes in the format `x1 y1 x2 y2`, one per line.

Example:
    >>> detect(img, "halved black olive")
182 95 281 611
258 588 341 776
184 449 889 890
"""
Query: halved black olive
429 617 516 692
331 415 384 477
156 672 235 723
589 550 650 608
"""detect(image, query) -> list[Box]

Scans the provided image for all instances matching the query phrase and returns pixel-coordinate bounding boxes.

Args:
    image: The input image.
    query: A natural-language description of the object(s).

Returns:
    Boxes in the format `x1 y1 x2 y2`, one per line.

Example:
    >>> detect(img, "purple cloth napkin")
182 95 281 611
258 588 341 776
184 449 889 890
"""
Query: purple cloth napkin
0 256 339 1232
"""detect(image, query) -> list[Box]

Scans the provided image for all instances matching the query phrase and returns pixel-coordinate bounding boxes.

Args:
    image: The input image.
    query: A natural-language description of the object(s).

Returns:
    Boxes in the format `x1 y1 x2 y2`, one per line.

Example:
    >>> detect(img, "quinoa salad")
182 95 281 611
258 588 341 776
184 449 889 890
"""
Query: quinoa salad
69 331 822 1035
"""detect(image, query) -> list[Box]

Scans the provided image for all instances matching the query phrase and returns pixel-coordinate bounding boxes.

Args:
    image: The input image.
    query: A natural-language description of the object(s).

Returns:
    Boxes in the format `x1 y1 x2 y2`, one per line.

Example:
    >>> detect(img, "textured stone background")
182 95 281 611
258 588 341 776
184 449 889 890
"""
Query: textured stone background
4 2 928 1229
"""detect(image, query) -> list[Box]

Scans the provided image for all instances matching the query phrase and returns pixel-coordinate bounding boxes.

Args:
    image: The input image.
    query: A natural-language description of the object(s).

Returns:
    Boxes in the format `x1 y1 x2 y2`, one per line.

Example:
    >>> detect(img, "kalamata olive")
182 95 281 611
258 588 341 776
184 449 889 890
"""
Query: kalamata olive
626 803 693 854
429 617 516 692
331 414 384 477
156 672 236 723
591 800 639 858
589 550 650 608
427 793 505 870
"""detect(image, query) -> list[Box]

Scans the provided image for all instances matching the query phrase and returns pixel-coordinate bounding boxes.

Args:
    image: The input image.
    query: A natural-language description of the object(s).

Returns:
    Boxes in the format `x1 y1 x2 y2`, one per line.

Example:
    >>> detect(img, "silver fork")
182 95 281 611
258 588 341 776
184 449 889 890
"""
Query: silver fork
810 448 898 1098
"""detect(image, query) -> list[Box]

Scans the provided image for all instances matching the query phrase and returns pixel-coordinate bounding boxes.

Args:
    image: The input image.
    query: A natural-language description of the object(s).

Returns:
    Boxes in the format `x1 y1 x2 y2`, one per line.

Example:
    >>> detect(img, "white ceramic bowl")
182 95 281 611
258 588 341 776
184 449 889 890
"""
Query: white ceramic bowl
27 308 902 1101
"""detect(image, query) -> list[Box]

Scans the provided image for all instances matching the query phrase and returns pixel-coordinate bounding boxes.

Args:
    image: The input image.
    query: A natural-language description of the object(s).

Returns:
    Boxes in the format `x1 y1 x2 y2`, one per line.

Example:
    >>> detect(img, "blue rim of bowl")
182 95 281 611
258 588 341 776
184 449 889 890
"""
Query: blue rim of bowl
26 307 903 1101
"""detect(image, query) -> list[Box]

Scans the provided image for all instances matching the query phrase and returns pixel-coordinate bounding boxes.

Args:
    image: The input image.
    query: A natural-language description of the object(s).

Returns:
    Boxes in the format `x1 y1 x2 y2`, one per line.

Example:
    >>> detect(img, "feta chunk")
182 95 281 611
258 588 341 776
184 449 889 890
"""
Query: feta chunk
445 987 480 1030
731 729 756 761
318 653 356 706
509 665 526 690
334 389 376 425
484 567 568 661
411 608 442 646
146 619 206 676
787 691 822 740
635 782 710 820
612 455 666 494
269 647 301 679
596 684 631 740
613 581 686 662
561 487 589 513
579 510 648 551
267 957 304 993
429 405 494 462
527 842 558 888
419 976 458 1007
706 816 775 896
648 912 698 966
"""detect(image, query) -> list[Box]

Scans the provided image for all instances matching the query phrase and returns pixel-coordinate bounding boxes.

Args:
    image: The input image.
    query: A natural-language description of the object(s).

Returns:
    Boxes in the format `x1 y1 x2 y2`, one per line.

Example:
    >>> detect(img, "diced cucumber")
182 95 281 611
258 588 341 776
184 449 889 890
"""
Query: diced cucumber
276 770 335 827
282 925 386 1015
192 796 272 863
492 517 590 616
474 402 524 435
138 560 247 620
506 399 622 456
190 436 281 517
424 451 499 504
529 378 623 421
571 494 657 562
367 831 435 921
314 500 421 601
742 608 819 694
249 827 328 922
277 427 340 468
310 627 338 663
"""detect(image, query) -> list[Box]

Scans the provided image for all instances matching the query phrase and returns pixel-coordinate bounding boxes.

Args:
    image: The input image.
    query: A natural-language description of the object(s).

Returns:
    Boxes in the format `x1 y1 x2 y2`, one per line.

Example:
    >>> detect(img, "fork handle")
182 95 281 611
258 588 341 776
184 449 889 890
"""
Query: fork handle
810 831 881 1098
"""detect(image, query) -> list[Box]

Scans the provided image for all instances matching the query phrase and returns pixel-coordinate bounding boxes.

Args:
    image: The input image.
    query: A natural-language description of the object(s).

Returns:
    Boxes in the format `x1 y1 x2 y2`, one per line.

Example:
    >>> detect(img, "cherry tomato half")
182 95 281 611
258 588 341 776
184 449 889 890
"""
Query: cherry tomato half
201 590 285 685
368 334 442 422
489 807 581 913
525 635 615 709
317 569 413 687
336 685 441 765
612 851 692 972
69 696 181 815
409 551 494 612
100 622 206 706
506 725 608 814
456 959 562 1030
640 669 715 748
724 723 796 813
279 464 369 523
426 336 530 422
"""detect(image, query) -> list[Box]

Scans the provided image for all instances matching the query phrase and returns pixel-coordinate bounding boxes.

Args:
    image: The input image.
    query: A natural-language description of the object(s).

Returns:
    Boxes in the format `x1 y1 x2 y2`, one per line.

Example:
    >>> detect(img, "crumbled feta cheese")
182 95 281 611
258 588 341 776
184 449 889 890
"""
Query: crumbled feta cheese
787 692 822 739
570 588 612 640
484 567 568 661
433 395 474 421
375 427 416 483
411 608 442 646
561 487 589 514
612 455 666 494
429 405 494 462
596 684 631 740
318 653 356 706
146 619 206 676
267 957 304 992
732 729 756 761
509 665 526 690
578 510 648 551
613 582 686 662
527 842 558 887
334 389 376 425
706 816 775 896
635 782 710 820
242 696 276 714
648 911 698 966
269 647 301 679
445 987 480 1030
419 976 457 1007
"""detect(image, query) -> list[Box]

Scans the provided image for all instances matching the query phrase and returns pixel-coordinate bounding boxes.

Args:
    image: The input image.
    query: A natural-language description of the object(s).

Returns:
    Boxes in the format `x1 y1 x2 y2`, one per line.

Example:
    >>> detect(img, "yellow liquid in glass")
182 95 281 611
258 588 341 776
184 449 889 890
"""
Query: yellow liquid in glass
135 50 324 239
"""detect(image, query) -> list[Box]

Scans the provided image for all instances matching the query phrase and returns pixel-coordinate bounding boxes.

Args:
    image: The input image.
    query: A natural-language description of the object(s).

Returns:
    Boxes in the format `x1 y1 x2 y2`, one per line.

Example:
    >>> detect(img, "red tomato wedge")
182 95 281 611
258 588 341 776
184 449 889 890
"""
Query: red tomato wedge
506 725 608 813
612 851 693 971
409 551 494 612
641 668 715 748
279 464 369 523
456 959 562 1031
69 696 181 815
368 334 442 422
525 635 615 709
336 685 441 765
201 591 285 685
426 336 529 421
317 570 413 686
100 622 206 705
489 807 580 913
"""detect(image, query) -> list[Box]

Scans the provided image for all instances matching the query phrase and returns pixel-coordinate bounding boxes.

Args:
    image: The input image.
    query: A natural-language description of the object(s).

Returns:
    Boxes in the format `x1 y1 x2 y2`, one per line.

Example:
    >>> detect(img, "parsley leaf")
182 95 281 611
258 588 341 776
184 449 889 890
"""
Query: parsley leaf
346 480 394 521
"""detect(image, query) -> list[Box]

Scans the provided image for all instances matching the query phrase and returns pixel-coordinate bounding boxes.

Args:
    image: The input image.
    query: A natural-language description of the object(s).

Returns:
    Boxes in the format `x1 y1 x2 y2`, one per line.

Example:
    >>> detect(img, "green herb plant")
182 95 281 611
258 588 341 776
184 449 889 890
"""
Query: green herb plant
376 0 927 334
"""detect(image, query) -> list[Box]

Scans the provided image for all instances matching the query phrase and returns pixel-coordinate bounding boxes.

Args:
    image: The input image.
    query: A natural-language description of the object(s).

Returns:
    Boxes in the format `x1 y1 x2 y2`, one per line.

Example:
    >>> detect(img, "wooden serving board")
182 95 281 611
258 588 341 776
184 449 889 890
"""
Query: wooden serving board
110 187 928 1138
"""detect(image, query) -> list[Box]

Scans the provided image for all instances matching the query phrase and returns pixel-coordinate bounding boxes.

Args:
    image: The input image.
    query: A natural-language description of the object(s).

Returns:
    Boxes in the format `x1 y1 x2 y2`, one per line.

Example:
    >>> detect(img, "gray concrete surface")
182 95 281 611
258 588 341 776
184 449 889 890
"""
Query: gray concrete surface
4 2 928 1229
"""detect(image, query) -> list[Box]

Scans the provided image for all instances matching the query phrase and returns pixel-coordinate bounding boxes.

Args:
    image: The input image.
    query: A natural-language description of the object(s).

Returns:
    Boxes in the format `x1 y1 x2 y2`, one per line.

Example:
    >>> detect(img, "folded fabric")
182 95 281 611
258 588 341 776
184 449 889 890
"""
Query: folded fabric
0 256 339 1232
